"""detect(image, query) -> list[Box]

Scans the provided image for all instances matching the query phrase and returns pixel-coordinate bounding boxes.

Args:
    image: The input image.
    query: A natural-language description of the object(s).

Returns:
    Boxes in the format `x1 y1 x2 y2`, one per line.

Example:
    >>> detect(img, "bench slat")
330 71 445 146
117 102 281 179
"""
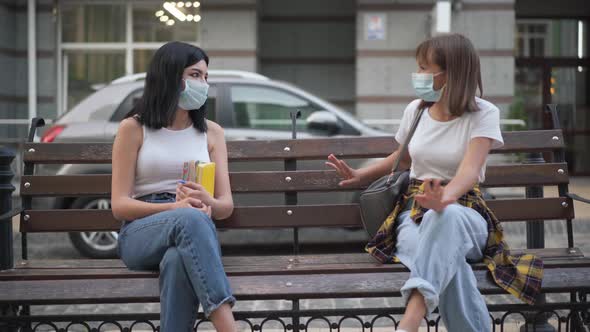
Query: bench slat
13 248 583 270
8 247 584 272
22 130 565 164
3 250 587 281
0 267 588 304
20 163 570 196
20 198 575 232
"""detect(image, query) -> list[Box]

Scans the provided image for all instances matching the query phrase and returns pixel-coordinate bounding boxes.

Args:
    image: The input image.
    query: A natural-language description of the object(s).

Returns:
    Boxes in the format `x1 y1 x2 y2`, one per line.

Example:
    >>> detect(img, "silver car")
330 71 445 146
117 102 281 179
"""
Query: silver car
39 70 387 258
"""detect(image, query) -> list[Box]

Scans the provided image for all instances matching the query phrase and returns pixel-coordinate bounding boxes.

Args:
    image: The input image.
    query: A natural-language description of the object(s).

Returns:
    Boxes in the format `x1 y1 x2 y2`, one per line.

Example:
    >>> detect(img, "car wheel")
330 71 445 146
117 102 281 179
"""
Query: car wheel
68 197 119 258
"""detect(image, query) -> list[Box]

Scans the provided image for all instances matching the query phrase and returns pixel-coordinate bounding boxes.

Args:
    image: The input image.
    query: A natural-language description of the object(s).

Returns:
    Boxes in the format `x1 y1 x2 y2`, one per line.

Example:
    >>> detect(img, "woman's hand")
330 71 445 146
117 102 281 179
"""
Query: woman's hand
414 179 456 213
176 181 214 206
326 154 361 187
172 194 212 217
172 196 202 209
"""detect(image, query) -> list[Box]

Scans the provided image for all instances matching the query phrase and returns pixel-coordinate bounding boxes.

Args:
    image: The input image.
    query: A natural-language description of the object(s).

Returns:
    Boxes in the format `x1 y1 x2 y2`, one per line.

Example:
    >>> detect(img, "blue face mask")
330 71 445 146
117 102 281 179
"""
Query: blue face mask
411 72 445 102
178 78 209 110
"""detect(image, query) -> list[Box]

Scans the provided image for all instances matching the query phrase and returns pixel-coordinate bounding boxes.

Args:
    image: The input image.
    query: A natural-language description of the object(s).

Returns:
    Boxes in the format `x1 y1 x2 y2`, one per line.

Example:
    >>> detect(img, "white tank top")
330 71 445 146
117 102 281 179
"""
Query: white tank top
133 125 210 198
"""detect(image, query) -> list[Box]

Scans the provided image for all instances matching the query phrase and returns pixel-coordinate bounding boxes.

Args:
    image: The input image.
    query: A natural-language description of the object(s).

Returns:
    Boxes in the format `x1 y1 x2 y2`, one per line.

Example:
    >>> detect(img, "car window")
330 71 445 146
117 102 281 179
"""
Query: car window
110 85 217 122
230 85 325 133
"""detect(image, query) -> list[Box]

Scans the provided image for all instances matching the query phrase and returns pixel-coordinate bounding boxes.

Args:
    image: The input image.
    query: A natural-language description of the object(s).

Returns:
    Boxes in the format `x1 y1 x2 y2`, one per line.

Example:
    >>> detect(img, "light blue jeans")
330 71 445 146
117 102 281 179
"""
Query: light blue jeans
395 204 491 332
117 193 235 332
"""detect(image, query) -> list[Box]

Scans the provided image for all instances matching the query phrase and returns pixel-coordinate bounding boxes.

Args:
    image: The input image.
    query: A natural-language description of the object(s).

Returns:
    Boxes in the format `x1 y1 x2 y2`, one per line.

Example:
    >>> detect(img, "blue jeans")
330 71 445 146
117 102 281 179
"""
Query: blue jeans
395 204 491 332
117 193 235 332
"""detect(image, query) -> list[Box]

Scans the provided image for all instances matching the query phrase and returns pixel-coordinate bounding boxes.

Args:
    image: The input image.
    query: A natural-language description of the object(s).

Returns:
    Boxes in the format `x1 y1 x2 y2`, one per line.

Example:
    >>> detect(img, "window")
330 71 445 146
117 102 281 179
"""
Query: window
134 49 156 74
516 20 587 57
62 4 126 43
58 1 202 116
230 85 323 133
133 4 200 43
65 52 126 111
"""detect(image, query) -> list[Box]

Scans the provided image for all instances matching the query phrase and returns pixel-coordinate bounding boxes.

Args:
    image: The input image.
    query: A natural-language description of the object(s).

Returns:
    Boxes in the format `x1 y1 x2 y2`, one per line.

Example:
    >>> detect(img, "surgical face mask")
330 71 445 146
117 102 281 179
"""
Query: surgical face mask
411 72 445 102
178 78 209 110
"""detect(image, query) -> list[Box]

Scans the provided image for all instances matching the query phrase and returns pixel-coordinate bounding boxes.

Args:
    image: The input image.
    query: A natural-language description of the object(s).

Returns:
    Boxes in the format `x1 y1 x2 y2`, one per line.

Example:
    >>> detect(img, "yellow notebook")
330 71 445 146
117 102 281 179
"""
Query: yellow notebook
182 160 216 196
196 162 216 196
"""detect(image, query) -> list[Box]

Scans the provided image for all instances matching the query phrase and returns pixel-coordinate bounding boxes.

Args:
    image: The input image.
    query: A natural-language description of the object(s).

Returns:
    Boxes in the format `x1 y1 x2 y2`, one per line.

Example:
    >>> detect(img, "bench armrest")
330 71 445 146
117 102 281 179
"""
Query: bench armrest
0 207 23 222
565 193 590 205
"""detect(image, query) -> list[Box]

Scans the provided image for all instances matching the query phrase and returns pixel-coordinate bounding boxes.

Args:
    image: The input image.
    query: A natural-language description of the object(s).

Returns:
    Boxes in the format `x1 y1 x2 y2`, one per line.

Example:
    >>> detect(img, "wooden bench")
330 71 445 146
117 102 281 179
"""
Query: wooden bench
1 116 590 331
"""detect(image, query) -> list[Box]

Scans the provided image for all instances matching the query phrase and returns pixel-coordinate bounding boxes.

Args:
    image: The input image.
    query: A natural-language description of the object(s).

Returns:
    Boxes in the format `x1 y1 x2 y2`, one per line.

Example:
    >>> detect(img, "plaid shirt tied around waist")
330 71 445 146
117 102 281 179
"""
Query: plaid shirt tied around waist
365 179 544 305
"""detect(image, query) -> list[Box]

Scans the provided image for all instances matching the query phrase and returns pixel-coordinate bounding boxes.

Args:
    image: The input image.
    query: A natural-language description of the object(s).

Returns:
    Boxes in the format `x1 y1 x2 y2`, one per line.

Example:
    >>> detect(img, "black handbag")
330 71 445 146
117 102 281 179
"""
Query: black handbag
359 108 424 238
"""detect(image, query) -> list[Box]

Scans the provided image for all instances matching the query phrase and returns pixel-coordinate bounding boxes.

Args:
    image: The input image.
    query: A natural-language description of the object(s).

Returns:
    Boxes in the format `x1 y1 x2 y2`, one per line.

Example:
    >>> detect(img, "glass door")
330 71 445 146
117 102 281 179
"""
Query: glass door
516 18 590 174
551 67 590 174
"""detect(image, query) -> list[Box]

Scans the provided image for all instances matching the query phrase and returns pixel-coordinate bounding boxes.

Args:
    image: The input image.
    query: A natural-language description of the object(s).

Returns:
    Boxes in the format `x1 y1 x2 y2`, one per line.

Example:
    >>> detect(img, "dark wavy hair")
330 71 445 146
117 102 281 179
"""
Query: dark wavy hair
127 41 210 132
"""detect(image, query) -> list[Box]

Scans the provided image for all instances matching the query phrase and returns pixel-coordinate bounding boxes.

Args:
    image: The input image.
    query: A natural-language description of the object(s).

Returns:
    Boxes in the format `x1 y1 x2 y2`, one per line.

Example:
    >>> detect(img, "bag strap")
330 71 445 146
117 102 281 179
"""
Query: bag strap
389 107 425 176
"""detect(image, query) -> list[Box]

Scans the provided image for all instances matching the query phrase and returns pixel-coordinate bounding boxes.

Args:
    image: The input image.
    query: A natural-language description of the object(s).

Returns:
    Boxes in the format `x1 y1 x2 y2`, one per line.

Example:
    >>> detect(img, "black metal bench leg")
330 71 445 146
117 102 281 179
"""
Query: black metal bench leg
0 304 20 332
292 299 300 332
20 305 32 332
520 153 556 332
571 291 590 332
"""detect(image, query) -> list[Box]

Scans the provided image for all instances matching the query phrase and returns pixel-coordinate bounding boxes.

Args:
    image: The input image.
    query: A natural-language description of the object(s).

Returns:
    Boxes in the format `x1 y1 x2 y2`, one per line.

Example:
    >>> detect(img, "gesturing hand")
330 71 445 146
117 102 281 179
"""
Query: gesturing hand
325 154 361 187
414 179 455 213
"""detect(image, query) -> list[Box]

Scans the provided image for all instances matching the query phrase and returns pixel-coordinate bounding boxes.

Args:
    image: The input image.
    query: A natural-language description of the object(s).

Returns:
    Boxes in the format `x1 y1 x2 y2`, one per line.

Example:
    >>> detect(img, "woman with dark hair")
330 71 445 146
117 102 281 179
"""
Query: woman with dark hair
111 41 237 332
327 34 543 332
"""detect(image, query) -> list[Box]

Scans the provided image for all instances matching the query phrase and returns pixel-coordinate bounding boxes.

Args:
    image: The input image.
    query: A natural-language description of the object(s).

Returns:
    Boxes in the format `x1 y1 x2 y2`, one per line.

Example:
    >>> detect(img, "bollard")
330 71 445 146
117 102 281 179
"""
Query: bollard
520 152 554 332
0 146 15 271
0 146 16 332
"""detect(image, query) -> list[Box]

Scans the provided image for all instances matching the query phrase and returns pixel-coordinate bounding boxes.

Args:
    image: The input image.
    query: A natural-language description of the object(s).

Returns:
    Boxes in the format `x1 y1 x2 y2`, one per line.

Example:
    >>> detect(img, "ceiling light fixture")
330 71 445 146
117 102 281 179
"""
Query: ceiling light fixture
163 1 187 21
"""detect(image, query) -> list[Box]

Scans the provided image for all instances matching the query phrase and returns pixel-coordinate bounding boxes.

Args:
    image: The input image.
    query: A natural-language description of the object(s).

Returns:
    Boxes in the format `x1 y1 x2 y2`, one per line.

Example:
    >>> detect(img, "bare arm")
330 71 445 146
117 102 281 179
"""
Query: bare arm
206 121 234 219
326 144 411 187
111 118 200 221
444 137 493 200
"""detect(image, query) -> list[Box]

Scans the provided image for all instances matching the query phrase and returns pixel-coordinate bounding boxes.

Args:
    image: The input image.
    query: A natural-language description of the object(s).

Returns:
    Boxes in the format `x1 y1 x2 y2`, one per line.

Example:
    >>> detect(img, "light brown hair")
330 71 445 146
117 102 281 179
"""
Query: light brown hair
416 33 483 116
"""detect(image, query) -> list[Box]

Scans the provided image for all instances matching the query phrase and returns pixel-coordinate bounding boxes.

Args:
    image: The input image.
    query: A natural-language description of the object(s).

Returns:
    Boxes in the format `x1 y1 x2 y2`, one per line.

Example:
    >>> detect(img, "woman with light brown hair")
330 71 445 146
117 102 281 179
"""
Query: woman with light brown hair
327 33 542 332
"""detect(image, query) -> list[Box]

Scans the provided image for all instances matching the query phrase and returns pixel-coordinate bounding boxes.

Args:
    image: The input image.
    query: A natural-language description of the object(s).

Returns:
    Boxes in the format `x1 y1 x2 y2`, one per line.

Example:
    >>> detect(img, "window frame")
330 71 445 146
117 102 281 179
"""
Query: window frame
57 0 202 116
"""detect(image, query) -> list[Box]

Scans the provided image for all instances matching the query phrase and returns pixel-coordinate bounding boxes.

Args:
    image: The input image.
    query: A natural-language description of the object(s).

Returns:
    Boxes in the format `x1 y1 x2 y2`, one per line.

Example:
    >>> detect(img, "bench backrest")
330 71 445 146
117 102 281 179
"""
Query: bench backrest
19 130 574 238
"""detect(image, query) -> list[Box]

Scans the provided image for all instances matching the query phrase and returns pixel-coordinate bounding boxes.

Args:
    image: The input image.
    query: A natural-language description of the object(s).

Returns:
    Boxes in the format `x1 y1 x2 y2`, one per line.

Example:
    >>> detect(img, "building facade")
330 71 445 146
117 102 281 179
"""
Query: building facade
0 0 588 173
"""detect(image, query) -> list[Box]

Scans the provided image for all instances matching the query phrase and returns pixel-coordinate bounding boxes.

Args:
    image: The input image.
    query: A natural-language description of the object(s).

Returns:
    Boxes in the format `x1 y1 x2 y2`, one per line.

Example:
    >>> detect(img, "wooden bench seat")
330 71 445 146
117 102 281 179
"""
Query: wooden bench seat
2 122 590 331
0 247 587 282
3 267 590 306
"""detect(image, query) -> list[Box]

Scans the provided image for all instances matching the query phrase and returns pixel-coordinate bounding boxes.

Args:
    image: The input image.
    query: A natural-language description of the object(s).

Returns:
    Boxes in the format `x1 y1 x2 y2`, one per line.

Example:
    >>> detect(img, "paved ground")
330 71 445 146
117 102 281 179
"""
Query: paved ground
8 177 590 331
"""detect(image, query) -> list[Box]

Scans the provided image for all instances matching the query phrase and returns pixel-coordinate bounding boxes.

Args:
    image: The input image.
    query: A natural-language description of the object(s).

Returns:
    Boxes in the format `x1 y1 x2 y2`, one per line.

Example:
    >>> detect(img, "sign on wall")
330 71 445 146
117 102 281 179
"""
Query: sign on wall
365 13 386 41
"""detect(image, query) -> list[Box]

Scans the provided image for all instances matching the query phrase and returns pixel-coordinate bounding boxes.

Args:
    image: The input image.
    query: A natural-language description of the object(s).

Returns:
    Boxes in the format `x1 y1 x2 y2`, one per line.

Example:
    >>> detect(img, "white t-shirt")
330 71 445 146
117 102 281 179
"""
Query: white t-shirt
395 97 504 183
